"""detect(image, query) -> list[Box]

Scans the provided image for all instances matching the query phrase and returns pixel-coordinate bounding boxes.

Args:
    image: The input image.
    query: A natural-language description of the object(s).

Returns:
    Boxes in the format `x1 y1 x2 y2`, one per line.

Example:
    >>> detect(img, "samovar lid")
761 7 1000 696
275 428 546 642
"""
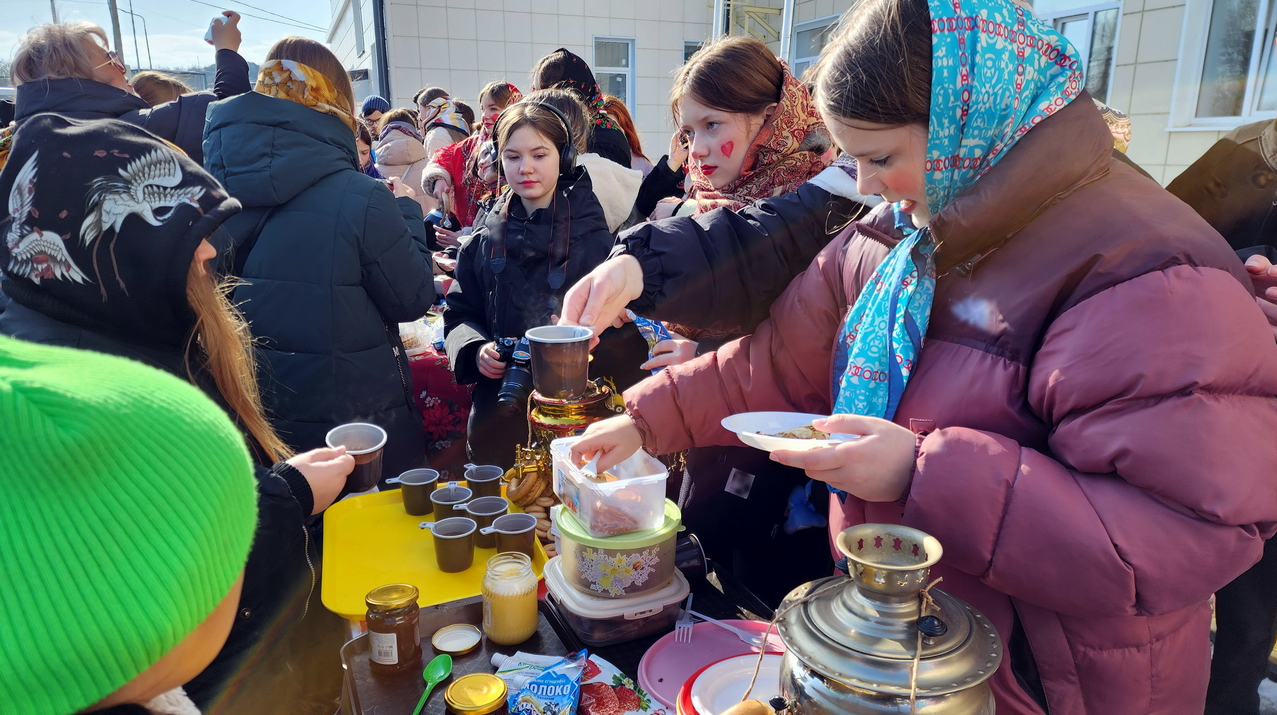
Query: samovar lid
775 524 1002 697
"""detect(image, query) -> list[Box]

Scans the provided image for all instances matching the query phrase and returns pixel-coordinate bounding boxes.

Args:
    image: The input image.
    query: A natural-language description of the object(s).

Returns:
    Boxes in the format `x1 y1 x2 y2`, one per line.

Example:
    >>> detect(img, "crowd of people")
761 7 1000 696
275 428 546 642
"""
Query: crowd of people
2 0 1277 713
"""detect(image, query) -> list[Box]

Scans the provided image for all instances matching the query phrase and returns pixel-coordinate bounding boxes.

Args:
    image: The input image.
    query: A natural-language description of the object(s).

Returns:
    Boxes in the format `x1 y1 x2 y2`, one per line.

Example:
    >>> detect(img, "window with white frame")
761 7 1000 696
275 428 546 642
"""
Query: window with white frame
684 41 704 63
790 15 839 78
1173 0 1277 125
1033 0 1120 103
594 38 635 108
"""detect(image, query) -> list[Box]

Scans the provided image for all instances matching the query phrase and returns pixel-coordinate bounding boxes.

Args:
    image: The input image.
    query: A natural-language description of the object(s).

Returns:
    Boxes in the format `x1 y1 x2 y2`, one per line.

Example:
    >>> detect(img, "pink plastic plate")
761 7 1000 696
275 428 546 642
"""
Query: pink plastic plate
638 620 785 709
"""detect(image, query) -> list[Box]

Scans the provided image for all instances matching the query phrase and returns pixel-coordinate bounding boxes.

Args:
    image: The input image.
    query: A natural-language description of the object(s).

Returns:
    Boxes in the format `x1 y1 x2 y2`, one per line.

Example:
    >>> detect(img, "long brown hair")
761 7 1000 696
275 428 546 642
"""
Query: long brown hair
185 262 292 463
602 95 647 162
264 37 356 119
499 89 590 156
669 36 782 123
807 0 931 126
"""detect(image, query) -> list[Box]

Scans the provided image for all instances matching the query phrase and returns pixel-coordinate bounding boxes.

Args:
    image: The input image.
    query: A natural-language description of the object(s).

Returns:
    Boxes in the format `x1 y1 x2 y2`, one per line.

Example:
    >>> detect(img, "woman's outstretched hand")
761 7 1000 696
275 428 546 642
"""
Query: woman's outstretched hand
769 415 917 503
569 415 644 473
559 255 645 339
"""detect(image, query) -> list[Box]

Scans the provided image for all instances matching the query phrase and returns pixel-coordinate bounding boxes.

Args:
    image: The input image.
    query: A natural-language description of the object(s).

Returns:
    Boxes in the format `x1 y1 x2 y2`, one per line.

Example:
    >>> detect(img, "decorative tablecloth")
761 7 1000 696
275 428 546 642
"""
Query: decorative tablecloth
407 346 471 481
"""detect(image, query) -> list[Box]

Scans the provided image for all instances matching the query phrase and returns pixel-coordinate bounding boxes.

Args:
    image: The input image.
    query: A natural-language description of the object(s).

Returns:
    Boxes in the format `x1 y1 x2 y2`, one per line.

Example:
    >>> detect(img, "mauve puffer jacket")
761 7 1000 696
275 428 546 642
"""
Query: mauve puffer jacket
622 94 1277 713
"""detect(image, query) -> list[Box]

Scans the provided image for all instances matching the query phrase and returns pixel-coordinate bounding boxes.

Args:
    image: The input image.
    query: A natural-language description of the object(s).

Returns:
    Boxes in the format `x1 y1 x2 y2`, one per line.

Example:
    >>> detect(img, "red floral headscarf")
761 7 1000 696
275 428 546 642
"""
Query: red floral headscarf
683 59 829 214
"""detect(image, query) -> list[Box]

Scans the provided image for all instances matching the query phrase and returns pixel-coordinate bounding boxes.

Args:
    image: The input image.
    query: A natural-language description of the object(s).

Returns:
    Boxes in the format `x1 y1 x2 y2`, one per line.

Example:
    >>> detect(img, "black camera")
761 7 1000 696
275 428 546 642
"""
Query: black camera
494 337 534 415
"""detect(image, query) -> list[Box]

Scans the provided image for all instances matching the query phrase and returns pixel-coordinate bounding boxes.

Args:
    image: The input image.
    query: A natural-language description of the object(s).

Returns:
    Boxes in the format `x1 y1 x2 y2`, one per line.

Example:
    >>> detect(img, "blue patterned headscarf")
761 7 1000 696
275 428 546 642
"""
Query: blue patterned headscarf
831 0 1084 423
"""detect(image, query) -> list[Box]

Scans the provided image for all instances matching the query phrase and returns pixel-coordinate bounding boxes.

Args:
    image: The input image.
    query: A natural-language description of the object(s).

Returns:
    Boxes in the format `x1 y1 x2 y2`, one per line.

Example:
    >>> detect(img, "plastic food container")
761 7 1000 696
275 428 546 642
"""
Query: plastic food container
544 556 690 647
550 436 669 538
551 501 681 598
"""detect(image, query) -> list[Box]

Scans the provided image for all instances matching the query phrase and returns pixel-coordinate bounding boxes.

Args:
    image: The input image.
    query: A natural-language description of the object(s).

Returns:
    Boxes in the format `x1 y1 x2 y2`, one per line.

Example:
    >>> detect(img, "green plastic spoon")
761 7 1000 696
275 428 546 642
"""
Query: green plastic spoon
411 653 453 715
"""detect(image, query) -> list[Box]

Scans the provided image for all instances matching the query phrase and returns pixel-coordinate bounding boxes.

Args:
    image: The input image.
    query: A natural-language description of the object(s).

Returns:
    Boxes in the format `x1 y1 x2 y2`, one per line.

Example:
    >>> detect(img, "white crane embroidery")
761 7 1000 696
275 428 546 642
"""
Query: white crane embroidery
5 152 89 285
80 148 205 298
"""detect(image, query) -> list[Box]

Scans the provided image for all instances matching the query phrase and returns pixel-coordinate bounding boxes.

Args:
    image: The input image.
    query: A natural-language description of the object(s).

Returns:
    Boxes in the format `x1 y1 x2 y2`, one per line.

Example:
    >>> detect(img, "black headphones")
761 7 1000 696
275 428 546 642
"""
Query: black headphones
491 100 578 177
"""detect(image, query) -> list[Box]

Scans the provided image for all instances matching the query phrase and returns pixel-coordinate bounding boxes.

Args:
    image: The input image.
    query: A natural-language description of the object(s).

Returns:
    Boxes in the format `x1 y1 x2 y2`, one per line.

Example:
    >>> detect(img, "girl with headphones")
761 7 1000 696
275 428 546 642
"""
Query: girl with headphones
442 89 647 467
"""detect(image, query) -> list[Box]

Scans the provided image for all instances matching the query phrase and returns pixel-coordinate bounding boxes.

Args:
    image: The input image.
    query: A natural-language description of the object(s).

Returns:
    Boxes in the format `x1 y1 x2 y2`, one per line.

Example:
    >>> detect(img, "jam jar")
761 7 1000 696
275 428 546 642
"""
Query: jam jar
365 583 422 673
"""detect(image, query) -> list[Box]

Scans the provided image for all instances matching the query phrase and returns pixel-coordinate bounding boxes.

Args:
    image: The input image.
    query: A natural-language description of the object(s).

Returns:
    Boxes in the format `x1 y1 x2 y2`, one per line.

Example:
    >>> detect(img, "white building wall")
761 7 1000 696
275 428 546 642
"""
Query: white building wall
1106 0 1226 184
374 0 715 156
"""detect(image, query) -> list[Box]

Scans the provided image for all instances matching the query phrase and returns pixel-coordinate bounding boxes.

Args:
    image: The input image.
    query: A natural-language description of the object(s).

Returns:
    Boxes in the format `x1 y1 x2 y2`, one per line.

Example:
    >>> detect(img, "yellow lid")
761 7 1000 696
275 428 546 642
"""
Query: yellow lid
365 584 419 611
445 673 507 715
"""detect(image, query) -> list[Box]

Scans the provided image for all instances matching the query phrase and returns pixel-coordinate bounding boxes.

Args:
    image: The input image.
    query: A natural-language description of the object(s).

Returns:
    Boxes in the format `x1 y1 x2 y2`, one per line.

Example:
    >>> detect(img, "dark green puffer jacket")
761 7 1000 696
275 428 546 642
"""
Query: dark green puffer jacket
204 92 436 478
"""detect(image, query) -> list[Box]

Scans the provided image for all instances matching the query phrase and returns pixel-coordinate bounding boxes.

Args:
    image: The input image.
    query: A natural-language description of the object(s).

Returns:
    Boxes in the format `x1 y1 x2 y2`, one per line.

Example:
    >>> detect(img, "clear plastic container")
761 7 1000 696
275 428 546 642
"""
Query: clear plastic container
551 501 681 598
550 436 669 538
543 556 690 647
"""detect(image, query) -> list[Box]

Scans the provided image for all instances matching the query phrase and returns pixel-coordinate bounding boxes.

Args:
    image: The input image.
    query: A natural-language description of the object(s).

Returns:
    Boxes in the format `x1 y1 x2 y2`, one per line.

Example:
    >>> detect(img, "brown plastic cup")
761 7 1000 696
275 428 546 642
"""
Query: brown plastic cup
325 422 387 492
418 517 477 573
463 463 505 499
525 325 592 400
480 513 538 558
385 468 440 516
430 482 472 513
454 496 509 549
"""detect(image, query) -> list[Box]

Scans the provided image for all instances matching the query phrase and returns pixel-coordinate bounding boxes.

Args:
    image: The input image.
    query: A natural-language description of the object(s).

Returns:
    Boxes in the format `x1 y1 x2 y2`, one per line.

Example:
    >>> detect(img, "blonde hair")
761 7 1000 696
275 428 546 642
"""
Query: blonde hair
264 37 355 118
12 21 109 85
185 262 293 464
131 71 193 106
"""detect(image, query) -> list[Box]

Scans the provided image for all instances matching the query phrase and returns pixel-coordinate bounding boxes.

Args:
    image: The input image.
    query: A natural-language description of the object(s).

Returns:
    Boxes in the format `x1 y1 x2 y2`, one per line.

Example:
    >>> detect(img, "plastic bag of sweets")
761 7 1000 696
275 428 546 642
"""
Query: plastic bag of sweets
626 310 673 375
495 651 664 715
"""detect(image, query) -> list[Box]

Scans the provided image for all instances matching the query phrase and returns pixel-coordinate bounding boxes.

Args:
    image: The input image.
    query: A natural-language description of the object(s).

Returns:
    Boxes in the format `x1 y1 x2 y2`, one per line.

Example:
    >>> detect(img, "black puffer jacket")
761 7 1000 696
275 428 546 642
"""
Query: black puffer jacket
204 92 436 478
13 49 251 164
445 167 648 466
618 181 868 334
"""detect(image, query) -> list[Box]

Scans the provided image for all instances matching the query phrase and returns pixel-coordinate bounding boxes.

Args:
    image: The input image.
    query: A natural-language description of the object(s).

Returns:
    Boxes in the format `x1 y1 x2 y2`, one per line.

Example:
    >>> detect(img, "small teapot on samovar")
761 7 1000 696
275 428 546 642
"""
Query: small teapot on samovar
725 524 1002 715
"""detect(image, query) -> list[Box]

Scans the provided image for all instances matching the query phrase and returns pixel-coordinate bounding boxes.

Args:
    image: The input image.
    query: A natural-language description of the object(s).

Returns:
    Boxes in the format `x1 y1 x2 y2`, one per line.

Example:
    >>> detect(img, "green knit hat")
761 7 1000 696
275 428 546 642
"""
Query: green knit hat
0 336 258 715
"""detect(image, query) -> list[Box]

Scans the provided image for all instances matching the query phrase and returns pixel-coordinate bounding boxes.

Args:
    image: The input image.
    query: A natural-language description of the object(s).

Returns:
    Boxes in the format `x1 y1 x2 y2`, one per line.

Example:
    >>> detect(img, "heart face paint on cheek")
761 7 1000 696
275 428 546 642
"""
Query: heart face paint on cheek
720 141 734 159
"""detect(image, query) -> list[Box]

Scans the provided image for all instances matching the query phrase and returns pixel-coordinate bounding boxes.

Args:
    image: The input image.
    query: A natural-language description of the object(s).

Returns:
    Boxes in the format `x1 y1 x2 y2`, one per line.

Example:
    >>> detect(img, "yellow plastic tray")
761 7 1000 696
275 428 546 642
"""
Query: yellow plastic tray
321 485 546 621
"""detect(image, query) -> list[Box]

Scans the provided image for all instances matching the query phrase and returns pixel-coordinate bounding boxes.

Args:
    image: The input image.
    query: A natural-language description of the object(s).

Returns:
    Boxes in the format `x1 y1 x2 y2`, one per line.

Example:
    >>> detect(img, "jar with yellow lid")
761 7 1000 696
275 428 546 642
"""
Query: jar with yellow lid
482 552 539 645
365 583 421 674
445 673 508 715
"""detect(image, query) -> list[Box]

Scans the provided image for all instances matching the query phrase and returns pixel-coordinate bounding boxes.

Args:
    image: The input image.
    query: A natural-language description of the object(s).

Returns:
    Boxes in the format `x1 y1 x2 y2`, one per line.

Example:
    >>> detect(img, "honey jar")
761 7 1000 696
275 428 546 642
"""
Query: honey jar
365 583 421 673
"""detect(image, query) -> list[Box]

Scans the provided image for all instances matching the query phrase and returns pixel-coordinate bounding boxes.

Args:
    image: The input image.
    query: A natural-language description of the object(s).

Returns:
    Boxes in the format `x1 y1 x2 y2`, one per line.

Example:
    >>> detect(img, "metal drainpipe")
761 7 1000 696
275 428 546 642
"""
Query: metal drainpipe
713 0 726 37
779 0 795 63
370 0 391 99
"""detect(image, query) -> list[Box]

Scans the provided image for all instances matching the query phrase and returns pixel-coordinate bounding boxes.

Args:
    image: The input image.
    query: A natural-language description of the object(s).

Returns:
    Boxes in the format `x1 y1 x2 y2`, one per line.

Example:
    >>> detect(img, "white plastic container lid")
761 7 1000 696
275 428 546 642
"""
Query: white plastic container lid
543 556 690 620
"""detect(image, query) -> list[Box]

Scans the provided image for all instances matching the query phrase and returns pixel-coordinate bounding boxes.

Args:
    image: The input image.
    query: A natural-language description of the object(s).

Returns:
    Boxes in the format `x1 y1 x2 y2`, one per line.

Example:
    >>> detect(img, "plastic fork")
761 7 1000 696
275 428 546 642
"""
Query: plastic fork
688 609 782 650
673 594 695 643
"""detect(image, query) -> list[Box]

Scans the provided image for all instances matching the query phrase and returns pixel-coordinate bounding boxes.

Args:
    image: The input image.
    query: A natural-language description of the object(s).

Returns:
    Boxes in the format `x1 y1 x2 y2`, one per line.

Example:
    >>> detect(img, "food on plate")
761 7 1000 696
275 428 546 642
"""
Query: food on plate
768 424 830 439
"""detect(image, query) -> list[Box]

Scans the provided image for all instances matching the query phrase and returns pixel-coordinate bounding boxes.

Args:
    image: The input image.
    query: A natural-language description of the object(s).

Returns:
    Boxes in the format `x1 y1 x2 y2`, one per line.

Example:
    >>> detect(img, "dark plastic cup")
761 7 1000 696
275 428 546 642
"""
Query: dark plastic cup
525 325 592 400
454 496 509 549
386 468 440 516
325 422 387 492
463 463 505 499
481 513 538 558
419 517 477 573
430 482 472 513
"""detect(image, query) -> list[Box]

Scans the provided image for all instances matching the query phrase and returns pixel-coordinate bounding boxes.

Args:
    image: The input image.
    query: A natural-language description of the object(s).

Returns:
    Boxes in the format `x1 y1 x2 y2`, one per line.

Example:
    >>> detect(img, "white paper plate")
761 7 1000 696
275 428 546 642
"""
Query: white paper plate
720 412 858 452
689 653 783 715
